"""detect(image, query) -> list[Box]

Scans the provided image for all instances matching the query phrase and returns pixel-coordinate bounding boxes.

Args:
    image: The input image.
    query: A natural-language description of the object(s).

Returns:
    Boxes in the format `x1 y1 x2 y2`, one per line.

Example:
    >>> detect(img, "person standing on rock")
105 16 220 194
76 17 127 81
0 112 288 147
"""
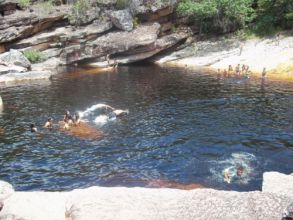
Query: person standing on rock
262 67 267 78
106 54 110 66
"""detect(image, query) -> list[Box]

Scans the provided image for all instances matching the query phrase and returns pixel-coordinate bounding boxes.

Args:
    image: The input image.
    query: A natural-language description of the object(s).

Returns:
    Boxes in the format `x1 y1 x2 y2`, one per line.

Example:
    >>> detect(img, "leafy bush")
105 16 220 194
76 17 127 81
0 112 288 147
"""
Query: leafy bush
23 50 46 64
177 0 255 34
18 0 31 8
253 15 275 36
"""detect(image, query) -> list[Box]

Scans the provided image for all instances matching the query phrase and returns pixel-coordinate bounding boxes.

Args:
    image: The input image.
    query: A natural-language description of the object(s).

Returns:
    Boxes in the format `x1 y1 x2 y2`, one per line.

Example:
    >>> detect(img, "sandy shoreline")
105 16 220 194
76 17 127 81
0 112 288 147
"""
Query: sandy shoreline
157 34 293 81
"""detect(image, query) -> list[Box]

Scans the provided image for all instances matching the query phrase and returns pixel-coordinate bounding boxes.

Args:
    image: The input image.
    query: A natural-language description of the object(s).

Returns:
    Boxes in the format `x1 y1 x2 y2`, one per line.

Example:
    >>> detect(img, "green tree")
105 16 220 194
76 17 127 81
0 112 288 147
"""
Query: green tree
177 0 255 34
255 0 293 34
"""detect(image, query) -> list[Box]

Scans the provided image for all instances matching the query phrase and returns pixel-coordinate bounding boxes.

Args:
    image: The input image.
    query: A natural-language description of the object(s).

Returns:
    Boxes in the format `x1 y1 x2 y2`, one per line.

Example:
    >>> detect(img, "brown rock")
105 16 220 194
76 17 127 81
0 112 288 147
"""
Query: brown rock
0 5 69 43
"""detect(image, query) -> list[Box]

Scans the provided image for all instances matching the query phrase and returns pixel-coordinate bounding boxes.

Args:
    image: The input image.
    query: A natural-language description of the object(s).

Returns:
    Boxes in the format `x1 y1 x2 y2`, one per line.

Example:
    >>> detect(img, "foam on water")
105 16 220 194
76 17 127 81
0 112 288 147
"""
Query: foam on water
209 152 257 185
94 115 109 126
79 104 113 118
78 103 127 126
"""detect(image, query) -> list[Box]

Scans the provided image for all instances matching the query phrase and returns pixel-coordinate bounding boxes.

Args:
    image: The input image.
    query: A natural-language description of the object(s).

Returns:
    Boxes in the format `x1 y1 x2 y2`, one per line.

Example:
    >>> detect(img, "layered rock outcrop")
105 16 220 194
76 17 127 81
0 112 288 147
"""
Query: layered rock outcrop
0 0 189 79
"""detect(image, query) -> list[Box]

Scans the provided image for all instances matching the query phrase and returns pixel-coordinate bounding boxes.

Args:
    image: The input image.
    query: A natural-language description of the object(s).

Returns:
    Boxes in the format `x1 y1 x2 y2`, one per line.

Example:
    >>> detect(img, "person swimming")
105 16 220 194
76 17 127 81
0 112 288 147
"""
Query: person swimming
44 117 53 129
30 124 38 133
223 165 246 183
73 112 81 125
64 110 73 124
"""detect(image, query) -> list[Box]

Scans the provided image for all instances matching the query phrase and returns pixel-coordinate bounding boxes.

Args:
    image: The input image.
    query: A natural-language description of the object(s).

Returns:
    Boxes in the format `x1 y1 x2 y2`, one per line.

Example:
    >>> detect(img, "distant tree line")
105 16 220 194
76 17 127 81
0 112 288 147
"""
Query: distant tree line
177 0 293 35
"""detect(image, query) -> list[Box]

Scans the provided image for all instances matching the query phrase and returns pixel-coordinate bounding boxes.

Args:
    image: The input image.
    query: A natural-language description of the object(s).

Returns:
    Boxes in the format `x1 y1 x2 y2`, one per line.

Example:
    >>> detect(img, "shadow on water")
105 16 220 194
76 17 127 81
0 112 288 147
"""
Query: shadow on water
0 64 292 191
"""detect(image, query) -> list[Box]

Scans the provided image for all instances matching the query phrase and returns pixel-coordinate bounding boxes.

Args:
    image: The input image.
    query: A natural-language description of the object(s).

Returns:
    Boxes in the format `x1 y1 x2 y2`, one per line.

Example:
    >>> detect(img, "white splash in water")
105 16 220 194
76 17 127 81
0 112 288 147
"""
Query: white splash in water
79 104 114 118
94 115 109 126
209 152 256 185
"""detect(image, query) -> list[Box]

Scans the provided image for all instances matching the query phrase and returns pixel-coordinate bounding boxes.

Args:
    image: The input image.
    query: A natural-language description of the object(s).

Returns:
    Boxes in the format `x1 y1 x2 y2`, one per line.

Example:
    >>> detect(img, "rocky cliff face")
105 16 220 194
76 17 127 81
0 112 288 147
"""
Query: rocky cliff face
0 0 190 75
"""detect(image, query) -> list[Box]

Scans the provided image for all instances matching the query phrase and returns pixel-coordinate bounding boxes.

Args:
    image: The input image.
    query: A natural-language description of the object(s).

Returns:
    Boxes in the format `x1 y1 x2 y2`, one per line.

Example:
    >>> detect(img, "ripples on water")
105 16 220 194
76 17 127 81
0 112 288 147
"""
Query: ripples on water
0 65 292 191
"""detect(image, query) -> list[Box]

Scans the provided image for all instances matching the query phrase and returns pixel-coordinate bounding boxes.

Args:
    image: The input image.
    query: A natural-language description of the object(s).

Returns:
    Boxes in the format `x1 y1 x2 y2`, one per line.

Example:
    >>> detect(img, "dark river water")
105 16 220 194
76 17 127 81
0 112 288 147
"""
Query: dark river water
0 65 292 191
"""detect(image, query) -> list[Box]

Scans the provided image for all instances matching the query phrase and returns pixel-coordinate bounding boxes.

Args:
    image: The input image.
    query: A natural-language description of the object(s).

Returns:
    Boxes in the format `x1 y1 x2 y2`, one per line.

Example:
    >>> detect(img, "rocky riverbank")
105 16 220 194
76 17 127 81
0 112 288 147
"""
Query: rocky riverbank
0 0 191 83
0 172 292 220
157 33 293 81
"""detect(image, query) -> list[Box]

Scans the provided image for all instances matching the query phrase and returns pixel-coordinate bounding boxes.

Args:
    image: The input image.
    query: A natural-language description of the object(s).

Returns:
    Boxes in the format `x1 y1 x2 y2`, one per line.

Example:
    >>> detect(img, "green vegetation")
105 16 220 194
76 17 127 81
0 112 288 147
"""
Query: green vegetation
18 0 31 8
133 16 140 29
177 0 293 36
23 49 46 64
177 0 254 34
69 0 91 26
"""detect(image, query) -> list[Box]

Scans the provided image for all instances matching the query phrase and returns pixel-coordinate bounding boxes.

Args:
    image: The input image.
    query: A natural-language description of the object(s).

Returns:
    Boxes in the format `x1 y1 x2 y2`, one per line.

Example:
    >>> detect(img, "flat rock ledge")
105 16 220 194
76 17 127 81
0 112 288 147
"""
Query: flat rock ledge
0 70 52 83
0 172 292 220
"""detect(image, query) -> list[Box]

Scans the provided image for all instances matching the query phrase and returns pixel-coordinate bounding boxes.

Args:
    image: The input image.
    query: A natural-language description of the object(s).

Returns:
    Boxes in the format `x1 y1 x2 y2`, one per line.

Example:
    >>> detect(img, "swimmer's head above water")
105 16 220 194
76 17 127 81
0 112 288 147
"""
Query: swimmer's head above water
30 124 37 132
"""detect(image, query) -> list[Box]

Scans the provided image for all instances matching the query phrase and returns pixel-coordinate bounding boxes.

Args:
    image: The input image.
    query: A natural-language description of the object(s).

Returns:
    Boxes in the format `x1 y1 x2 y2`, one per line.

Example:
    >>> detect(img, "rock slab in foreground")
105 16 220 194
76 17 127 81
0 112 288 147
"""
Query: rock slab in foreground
0 186 291 220
0 181 14 201
263 172 293 198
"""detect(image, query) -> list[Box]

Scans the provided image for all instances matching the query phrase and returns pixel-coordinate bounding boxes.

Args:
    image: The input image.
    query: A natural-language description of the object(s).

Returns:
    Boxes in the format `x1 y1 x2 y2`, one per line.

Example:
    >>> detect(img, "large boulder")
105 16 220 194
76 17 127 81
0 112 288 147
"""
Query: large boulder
60 22 161 64
262 172 293 198
0 0 17 16
0 49 30 69
109 9 133 31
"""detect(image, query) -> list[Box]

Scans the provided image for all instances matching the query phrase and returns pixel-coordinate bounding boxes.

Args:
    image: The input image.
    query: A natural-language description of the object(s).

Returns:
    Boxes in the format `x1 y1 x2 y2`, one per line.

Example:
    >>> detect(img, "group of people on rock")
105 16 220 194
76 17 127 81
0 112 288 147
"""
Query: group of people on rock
217 64 267 80
30 110 81 133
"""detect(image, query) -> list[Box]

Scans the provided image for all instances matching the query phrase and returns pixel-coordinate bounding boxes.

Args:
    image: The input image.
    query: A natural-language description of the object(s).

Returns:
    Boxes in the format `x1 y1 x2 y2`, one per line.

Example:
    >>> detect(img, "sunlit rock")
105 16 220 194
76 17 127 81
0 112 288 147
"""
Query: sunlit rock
262 172 293 197
0 181 14 201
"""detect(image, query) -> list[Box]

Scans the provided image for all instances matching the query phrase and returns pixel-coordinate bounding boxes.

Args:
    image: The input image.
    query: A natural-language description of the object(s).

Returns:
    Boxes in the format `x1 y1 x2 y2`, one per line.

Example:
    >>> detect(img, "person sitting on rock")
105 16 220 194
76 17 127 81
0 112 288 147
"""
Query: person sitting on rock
44 117 53 129
30 124 38 133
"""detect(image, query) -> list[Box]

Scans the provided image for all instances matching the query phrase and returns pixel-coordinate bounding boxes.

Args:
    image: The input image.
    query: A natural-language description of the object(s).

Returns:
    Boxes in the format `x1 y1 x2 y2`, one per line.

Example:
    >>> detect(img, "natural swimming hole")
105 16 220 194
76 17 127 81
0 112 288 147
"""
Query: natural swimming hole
0 65 292 191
